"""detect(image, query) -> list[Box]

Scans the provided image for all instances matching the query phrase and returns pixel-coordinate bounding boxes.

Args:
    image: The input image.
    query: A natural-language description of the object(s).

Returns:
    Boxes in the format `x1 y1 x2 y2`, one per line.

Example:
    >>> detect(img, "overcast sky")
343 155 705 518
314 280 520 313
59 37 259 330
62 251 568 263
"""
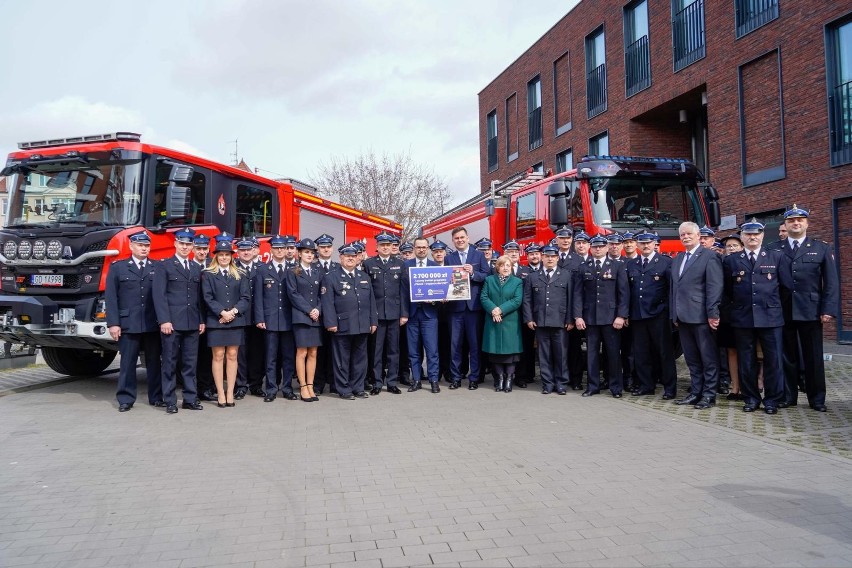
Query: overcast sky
0 0 580 206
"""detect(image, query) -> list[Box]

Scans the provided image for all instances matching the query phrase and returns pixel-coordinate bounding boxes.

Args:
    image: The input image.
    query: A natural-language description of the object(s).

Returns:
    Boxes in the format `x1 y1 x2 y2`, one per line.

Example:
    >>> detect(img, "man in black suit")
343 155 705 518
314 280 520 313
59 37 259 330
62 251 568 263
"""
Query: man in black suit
723 220 786 414
445 227 491 390
671 221 723 410
402 238 441 393
573 234 629 398
105 231 162 412
153 228 205 414
626 232 676 399
523 244 572 394
774 205 840 412
429 240 453 383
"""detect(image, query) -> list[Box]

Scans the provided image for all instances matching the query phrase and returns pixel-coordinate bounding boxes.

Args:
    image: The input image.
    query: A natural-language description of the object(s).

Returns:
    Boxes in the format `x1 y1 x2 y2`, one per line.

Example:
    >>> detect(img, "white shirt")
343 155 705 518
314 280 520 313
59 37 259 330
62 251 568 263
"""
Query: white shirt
788 237 803 249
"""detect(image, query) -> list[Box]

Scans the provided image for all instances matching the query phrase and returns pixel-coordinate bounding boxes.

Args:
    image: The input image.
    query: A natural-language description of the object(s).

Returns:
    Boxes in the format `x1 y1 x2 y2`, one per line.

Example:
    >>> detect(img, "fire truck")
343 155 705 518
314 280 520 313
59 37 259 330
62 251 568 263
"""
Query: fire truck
422 155 720 255
0 132 401 376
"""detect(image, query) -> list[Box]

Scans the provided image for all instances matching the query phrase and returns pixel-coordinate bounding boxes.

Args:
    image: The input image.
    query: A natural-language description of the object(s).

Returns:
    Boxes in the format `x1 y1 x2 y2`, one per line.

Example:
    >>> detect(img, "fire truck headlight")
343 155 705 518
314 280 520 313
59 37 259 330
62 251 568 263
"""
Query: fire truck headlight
32 240 46 260
46 240 62 260
3 241 17 259
18 241 32 260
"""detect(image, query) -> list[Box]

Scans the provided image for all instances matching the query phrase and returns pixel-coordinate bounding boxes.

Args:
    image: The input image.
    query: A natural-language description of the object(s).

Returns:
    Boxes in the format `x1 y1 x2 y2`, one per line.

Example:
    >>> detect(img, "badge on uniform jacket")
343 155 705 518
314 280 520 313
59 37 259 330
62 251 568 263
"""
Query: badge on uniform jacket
654 275 660 281
603 270 612 279
767 273 772 280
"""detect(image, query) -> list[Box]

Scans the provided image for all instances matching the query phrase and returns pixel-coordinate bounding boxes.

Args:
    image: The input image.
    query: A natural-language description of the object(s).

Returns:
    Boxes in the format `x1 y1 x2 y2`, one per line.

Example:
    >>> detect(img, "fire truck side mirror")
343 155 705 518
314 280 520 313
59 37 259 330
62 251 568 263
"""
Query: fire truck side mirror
701 183 719 202
165 182 191 221
706 201 721 228
546 180 569 228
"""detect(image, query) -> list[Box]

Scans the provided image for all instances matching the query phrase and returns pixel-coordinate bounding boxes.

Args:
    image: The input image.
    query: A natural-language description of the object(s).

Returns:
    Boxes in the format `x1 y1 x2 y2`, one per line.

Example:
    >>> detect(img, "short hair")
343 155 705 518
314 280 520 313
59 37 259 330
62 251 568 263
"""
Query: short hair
679 221 700 235
413 237 429 247
494 255 512 269
450 227 468 237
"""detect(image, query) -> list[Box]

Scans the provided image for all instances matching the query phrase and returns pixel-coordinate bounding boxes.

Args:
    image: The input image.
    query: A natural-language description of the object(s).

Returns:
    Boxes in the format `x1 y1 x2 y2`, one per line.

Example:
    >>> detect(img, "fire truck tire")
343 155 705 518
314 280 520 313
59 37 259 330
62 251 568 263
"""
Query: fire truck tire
42 347 117 376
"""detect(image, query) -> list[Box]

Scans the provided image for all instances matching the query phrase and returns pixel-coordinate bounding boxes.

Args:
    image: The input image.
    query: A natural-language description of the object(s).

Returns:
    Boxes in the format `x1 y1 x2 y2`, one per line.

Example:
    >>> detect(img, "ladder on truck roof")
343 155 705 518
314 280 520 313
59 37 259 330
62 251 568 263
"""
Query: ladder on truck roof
432 169 547 222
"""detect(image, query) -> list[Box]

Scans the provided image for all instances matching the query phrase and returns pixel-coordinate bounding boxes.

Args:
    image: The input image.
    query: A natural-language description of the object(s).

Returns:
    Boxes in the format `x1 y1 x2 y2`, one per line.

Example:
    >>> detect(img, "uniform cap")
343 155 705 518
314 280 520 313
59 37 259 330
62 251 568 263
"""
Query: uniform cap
589 234 608 247
338 243 358 255
712 240 725 250
541 244 559 255
574 231 591 242
192 234 211 247
351 241 365 253
375 232 395 243
606 233 624 244
635 232 659 243
429 240 448 251
622 231 636 241
502 240 520 251
784 204 809 219
297 238 317 251
474 238 492 250
269 234 288 247
699 225 716 237
399 242 414 252
555 226 573 237
128 230 151 244
236 238 254 250
213 234 234 253
314 233 334 245
721 233 743 245
389 234 401 244
524 243 541 253
282 235 297 246
249 237 260 248
174 228 196 243
740 218 765 234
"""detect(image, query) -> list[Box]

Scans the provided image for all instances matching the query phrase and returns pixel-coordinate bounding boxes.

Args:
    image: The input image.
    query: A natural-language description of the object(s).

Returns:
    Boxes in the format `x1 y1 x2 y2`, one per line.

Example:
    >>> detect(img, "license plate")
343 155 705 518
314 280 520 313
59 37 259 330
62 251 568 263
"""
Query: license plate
31 274 64 287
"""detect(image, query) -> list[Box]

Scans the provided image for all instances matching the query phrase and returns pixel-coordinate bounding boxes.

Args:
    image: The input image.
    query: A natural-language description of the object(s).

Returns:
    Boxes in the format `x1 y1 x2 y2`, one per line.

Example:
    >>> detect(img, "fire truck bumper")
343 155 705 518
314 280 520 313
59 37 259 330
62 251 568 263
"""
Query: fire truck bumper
0 295 116 350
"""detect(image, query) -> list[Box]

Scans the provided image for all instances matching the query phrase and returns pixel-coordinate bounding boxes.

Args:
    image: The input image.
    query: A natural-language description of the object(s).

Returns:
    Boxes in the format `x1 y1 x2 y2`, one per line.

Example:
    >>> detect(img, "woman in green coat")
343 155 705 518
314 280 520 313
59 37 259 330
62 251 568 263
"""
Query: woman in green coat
480 255 524 392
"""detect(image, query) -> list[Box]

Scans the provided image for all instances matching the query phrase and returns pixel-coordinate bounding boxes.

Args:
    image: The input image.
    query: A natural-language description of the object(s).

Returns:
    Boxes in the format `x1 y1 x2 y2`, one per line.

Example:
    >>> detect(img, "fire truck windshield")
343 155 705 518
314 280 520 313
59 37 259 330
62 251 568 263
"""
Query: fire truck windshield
588 177 706 231
3 156 142 228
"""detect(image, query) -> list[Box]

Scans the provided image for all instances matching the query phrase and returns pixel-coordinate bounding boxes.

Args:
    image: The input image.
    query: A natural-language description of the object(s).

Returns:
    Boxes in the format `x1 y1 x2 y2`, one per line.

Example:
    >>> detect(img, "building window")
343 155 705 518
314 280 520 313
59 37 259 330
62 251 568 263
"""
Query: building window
553 52 572 136
585 27 607 118
735 0 779 38
624 0 651 97
589 131 609 156
486 110 498 172
516 193 537 240
528 77 543 150
506 94 519 162
828 15 852 166
531 162 544 174
672 0 705 72
556 149 573 173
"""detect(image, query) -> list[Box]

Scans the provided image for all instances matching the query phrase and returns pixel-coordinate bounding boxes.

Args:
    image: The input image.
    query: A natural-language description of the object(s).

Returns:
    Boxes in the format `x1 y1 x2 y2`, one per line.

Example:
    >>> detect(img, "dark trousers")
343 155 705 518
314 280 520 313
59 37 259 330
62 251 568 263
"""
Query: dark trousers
536 327 568 392
621 325 634 386
398 322 410 382
567 328 586 388
372 319 400 387
407 313 439 382
437 318 452 380
161 329 199 405
586 325 622 394
735 326 784 409
196 330 214 395
782 320 825 406
237 324 266 391
265 330 296 396
450 309 482 383
632 314 677 396
332 333 369 396
518 324 536 383
116 331 162 405
314 329 334 393
679 322 719 399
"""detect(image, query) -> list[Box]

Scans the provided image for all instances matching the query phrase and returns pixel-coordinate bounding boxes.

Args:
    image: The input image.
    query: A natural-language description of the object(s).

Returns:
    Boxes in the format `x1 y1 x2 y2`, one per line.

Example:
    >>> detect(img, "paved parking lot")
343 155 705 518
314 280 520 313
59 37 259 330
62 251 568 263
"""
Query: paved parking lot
2 360 852 568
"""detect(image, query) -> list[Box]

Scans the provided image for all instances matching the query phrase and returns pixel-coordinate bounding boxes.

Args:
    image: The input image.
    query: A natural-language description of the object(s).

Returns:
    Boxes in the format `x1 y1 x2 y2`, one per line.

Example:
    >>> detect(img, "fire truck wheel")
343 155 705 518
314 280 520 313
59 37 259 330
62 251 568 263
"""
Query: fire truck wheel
42 347 117 377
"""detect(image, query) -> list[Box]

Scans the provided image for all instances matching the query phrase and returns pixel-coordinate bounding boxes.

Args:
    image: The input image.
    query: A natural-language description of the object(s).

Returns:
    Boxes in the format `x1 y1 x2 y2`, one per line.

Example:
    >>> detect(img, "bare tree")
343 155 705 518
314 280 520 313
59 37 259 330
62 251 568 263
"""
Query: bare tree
310 150 451 242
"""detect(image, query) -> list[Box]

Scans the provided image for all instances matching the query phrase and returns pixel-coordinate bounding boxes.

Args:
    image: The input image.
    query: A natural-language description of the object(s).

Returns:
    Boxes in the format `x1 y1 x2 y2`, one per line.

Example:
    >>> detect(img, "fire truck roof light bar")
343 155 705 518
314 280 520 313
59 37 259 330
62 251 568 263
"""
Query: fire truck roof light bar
18 132 142 150
580 155 691 164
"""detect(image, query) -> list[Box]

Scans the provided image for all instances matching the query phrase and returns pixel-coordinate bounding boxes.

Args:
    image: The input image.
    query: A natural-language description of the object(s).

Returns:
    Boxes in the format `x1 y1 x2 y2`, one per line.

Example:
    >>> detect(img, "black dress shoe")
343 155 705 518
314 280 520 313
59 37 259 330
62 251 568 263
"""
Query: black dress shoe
662 393 676 400
777 401 789 408
764 407 778 415
150 400 166 407
370 387 382 396
541 389 552 395
675 394 700 406
233 389 246 400
718 385 731 395
340 393 355 400
182 400 203 410
388 386 402 394
118 403 133 412
263 395 276 402
431 383 441 393
581 390 598 397
448 381 460 390
632 390 655 396
250 388 265 397
612 393 623 399
399 378 413 387
557 390 567 395
407 383 421 392
572 384 584 391
354 391 369 398
726 392 742 401
743 404 757 412
812 404 827 412
282 392 299 400
199 390 218 402
166 404 178 414
694 398 715 409
217 402 226 408
468 382 478 390
225 402 235 407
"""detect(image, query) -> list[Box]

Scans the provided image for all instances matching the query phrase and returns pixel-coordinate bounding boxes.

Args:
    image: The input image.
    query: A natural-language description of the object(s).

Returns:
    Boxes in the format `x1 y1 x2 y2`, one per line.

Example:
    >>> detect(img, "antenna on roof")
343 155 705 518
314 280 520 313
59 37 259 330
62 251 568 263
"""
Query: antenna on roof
228 139 239 166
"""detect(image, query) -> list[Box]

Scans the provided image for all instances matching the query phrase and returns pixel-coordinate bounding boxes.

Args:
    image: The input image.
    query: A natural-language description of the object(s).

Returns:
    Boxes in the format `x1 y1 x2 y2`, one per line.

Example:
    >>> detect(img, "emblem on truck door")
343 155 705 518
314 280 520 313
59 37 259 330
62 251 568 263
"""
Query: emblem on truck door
218 194 226 215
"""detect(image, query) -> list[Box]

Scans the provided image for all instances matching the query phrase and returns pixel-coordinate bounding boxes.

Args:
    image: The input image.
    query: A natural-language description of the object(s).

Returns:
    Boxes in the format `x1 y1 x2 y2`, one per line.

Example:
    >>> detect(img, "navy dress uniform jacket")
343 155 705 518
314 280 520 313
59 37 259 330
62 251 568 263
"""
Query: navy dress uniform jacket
627 254 672 321
153 256 203 331
320 267 378 334
572 258 629 325
774 237 840 321
362 256 408 319
201 269 251 329
522 268 572 327
723 250 786 328
286 266 323 326
252 262 294 331
106 258 159 332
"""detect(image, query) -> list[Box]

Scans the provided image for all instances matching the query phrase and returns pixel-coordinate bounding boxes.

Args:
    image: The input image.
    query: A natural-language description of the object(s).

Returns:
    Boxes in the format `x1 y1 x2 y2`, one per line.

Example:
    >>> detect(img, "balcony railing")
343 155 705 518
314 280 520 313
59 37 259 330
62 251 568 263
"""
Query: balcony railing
487 136 498 172
830 80 852 166
528 107 543 151
586 63 607 118
625 35 651 97
735 0 779 38
673 0 705 72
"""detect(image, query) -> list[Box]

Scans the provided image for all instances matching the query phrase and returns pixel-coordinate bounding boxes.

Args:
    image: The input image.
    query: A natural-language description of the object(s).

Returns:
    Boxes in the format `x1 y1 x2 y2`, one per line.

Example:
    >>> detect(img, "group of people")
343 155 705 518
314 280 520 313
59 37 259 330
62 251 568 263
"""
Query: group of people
106 203 838 416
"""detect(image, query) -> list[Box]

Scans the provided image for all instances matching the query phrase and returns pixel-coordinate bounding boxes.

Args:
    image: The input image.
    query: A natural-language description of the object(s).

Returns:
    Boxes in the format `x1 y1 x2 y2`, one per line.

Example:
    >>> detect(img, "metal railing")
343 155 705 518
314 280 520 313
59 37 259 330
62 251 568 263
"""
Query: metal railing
831 80 852 166
586 63 608 118
735 0 779 38
487 137 498 172
625 35 651 97
673 0 705 72
528 107 543 151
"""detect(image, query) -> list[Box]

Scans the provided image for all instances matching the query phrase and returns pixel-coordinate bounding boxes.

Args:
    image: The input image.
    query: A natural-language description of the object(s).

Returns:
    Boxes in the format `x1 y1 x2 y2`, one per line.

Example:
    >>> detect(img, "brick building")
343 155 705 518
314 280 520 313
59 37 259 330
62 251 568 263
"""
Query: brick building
478 0 852 340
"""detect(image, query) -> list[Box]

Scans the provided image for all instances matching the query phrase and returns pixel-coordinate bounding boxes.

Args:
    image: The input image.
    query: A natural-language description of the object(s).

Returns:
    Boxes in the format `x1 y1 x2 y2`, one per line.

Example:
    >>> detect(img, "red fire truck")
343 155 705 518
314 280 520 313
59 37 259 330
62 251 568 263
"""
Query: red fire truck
0 132 401 375
422 155 720 255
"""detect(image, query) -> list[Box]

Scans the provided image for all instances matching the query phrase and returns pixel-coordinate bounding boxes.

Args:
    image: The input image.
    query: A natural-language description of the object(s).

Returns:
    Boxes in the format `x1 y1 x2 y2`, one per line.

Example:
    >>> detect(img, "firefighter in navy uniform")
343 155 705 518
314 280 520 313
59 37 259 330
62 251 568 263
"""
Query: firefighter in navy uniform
429 239 453 382
106 230 163 412
233 239 262 398
321 243 378 399
312 233 338 394
555 226 586 390
396 241 414 387
153 228 205 414
573 234 629 398
363 232 408 395
191 234 217 402
253 234 297 402
774 205 840 412
723 220 787 414
626 232 677 399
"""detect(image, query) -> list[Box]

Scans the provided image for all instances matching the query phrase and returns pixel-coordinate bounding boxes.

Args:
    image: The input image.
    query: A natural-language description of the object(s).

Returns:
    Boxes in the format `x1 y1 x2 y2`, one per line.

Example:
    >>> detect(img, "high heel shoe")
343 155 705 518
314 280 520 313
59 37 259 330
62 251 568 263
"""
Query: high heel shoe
307 383 319 402
299 384 313 402
225 402 235 407
217 401 226 408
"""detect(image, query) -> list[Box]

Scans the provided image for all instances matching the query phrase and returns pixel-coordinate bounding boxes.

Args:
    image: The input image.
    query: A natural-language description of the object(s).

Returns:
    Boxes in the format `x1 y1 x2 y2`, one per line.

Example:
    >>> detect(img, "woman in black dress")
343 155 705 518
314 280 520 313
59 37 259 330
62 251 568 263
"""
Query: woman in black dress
286 238 323 401
201 234 251 407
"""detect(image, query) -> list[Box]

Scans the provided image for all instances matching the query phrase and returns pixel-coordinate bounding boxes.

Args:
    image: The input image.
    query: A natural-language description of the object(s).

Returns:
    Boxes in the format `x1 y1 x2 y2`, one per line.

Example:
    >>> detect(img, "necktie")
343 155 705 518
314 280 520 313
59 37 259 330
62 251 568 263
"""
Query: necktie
221 270 227 277
561 253 566 262
642 257 648 269
792 241 800 255
305 267 311 278
183 260 189 272
680 252 691 276
595 260 601 272
138 261 145 271
382 258 387 265
460 251 466 264
418 261 424 268
546 270 552 281
277 264 284 276
749 252 756 266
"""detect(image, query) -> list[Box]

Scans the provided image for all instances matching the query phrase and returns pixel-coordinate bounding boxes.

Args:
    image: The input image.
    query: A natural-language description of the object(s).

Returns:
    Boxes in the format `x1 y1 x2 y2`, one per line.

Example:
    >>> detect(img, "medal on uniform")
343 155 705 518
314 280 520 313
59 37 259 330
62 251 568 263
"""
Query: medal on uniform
767 273 772 280
393 274 398 279
654 275 660 281
266 283 272 288
341 290 347 295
